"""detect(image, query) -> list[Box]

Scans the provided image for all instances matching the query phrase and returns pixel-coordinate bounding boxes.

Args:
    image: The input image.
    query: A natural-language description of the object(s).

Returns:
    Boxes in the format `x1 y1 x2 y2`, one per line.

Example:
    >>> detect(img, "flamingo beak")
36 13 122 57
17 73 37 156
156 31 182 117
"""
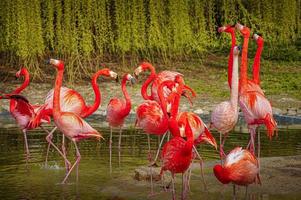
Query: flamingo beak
130 77 136 85
134 66 142 79
199 127 217 150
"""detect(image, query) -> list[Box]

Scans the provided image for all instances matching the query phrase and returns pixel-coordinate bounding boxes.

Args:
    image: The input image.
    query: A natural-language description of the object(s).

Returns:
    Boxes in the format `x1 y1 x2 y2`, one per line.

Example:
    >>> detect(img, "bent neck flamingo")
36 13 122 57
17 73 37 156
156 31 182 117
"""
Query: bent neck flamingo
106 73 135 173
213 147 260 197
211 46 240 160
49 58 103 184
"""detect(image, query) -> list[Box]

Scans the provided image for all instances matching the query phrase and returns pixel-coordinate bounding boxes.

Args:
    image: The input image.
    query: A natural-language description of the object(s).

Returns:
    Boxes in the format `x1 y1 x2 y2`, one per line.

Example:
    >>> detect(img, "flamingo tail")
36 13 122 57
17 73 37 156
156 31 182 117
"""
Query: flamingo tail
263 113 277 139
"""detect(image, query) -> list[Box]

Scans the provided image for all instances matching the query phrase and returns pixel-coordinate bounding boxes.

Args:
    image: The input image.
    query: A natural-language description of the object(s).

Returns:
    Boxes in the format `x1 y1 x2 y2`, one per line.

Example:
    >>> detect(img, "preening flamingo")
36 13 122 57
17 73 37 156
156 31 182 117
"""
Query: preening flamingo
40 64 118 166
134 62 196 104
236 23 277 154
213 147 260 196
106 73 135 172
0 68 50 159
211 46 240 159
49 58 103 183
160 118 194 200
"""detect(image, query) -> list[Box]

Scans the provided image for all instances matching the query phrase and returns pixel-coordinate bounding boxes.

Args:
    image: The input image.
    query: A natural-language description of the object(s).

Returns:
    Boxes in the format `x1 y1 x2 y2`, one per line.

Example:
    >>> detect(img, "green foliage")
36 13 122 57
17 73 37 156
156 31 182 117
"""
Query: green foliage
0 0 300 81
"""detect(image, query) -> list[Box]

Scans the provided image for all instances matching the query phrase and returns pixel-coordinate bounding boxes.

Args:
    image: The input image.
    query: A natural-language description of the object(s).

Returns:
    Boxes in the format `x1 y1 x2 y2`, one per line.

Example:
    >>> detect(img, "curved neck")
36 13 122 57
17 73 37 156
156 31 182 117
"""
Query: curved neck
141 66 156 100
169 94 181 137
13 71 30 94
230 53 239 108
240 35 249 87
53 69 64 117
81 70 105 118
228 31 236 88
121 77 131 116
158 82 168 119
252 40 264 85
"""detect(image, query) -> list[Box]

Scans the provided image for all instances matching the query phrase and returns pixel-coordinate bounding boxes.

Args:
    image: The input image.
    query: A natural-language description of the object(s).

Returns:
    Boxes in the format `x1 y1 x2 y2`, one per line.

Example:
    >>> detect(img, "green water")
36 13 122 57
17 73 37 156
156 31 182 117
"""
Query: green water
0 127 300 199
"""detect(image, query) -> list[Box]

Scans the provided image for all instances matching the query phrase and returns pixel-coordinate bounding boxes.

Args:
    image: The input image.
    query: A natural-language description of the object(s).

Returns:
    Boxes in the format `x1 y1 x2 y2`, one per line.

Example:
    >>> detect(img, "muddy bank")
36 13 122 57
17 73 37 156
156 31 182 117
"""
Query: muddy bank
101 155 301 199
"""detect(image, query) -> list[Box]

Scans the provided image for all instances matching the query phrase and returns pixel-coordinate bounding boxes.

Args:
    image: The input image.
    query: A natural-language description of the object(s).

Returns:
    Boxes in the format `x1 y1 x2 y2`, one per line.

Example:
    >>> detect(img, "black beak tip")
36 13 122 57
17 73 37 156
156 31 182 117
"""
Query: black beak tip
130 78 136 85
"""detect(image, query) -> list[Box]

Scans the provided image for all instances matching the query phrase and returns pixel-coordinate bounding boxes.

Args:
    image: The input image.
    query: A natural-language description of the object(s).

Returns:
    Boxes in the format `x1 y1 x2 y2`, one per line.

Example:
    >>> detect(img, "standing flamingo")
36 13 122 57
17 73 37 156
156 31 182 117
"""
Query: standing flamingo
0 68 51 158
106 73 135 172
134 62 196 104
39 63 118 166
236 23 277 154
213 147 260 197
211 46 240 159
49 58 103 183
160 118 194 200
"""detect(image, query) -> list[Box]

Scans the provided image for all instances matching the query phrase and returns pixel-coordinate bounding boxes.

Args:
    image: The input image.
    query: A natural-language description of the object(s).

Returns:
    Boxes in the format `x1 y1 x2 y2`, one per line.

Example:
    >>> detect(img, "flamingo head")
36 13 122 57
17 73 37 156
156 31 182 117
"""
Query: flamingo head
15 67 28 78
48 59 64 70
218 25 235 34
198 126 217 150
213 165 231 184
124 73 136 85
253 33 264 46
233 46 241 56
134 62 154 78
235 23 250 37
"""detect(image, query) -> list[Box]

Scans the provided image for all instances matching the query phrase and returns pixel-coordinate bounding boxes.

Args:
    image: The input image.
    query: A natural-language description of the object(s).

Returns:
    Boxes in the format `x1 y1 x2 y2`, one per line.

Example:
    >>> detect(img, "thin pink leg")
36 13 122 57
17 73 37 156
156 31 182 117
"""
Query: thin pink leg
193 145 207 191
109 127 112 174
149 131 167 166
43 126 57 166
62 141 81 184
171 174 176 200
22 129 30 160
62 134 69 171
118 127 122 167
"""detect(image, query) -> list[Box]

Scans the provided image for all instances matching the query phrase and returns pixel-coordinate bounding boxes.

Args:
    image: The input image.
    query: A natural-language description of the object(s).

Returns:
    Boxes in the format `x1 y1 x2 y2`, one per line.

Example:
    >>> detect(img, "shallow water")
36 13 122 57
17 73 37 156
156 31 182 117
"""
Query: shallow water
0 126 300 199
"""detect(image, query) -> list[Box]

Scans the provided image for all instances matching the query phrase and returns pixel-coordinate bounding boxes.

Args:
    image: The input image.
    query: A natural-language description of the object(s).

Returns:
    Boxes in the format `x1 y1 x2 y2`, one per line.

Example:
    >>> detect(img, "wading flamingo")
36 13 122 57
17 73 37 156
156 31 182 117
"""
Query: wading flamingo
40 64 118 166
0 68 50 159
211 46 240 160
213 147 260 197
236 23 277 155
49 58 103 184
160 119 194 200
106 73 135 172
134 62 196 104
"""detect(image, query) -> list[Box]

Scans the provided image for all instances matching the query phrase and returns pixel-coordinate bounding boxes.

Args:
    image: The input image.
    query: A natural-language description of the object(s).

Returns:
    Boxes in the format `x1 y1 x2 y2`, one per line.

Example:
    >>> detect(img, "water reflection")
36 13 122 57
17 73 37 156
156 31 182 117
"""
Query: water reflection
0 127 300 199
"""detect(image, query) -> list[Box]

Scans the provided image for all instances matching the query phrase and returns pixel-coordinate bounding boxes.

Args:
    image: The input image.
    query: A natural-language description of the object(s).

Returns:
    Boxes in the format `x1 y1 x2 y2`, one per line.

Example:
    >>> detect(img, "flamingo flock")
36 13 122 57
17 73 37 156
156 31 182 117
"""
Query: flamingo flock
0 23 277 199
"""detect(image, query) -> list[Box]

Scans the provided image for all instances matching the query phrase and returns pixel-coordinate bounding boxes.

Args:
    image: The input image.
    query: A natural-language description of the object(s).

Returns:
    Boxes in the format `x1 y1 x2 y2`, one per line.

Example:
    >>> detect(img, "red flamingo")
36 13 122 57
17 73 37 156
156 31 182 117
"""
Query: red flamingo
49 58 103 184
213 147 260 197
134 62 196 104
236 23 277 155
0 68 50 159
106 73 135 172
160 117 194 200
210 46 240 159
40 61 118 166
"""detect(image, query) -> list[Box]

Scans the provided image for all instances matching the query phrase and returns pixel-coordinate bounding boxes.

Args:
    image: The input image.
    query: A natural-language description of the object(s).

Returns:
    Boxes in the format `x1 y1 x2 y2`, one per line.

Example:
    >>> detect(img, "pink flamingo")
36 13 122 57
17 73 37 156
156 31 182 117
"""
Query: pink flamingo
134 62 196 104
213 147 260 197
210 46 240 159
0 68 50 158
106 73 135 172
49 58 103 184
160 118 194 200
40 62 118 166
236 23 277 156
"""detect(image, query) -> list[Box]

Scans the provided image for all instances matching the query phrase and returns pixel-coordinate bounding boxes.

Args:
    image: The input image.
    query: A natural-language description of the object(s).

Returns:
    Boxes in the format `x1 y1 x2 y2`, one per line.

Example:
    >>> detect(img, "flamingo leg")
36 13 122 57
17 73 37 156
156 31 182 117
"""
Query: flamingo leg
193 145 207 191
147 134 154 195
185 162 193 192
181 173 185 200
62 134 69 172
219 132 223 163
22 129 30 160
43 129 71 170
44 126 57 166
149 132 167 166
257 128 261 184
171 174 176 200
62 141 81 184
233 184 236 199
245 185 248 199
118 126 122 167
109 127 113 174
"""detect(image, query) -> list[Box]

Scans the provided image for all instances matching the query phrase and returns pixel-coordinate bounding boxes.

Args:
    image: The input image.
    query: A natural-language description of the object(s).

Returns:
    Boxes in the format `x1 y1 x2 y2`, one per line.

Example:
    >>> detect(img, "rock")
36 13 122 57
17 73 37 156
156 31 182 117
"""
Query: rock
134 166 162 182
193 108 204 115
272 107 283 115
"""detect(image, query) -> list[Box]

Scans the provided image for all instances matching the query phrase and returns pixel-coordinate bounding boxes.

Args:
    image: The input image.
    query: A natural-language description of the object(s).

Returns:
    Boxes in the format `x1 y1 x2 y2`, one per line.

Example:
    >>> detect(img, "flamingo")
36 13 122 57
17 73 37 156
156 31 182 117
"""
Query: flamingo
160 118 194 200
213 147 260 197
210 46 240 160
39 63 118 166
49 58 103 184
134 62 196 104
0 68 50 159
236 23 277 155
106 73 135 172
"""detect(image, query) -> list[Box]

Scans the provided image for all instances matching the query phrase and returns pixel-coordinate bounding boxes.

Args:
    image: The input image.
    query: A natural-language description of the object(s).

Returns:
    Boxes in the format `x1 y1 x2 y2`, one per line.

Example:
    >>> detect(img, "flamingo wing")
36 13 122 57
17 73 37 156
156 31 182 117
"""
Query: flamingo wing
56 112 102 141
106 98 127 126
